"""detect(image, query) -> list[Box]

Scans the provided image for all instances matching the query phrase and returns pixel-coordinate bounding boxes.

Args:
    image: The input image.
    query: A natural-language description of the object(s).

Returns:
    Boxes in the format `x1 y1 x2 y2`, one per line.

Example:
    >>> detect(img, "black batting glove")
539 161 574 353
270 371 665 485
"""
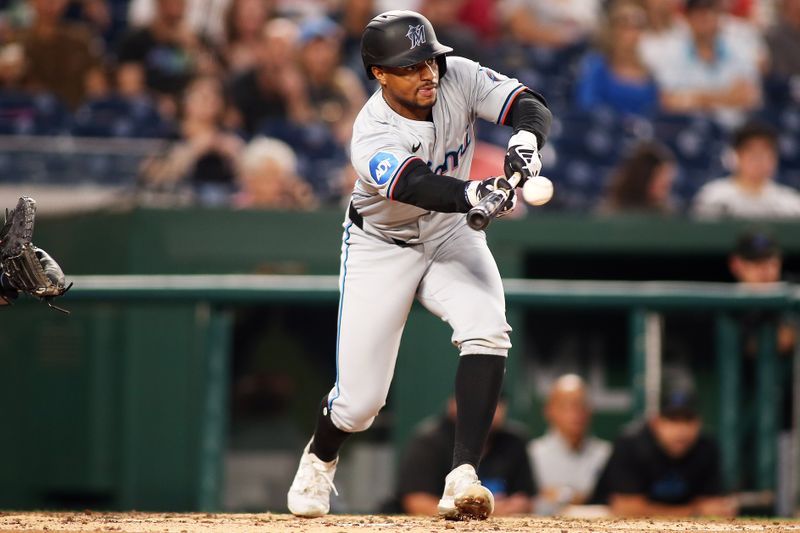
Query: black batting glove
504 130 541 185
464 176 517 216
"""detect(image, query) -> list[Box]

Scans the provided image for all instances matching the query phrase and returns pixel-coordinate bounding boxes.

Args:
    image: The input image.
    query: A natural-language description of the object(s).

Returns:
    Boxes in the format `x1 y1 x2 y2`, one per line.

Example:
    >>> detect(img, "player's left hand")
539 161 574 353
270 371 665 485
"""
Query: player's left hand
504 130 541 185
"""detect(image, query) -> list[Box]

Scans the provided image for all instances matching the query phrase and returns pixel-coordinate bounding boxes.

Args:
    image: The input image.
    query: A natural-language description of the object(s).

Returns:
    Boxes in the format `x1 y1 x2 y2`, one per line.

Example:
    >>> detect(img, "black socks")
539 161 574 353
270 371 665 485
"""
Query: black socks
452 354 506 470
309 395 351 462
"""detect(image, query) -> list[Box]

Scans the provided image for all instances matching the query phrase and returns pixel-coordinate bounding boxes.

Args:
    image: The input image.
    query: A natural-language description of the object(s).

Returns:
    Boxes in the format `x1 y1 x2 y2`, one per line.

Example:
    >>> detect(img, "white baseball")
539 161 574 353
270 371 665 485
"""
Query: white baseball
522 176 553 206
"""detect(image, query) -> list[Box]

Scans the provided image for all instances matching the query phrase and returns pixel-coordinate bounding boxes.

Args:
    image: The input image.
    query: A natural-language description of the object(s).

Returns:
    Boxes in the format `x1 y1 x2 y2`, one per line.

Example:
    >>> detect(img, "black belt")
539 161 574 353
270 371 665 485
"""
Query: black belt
348 202 411 247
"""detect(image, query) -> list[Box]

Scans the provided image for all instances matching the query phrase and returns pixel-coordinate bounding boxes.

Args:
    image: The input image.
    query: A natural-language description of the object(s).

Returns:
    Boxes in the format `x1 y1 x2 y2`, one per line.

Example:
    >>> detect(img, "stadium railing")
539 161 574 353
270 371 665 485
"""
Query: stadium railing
59 275 799 512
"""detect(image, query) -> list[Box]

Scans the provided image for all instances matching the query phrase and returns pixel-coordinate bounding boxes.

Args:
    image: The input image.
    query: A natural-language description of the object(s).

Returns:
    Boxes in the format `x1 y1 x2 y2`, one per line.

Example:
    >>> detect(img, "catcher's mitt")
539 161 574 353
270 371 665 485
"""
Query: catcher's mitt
0 197 71 312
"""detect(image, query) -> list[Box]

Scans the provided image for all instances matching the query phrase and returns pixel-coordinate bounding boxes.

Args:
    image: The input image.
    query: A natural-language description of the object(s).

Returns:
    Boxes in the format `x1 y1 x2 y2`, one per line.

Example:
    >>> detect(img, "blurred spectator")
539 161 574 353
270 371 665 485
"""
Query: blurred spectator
333 0 375 83
729 230 796 473
457 0 499 43
395 396 536 516
725 0 777 27
65 0 129 48
229 17 310 135
272 0 329 21
730 229 784 285
140 75 242 201
128 0 231 44
234 136 317 209
501 0 601 50
421 0 480 62
15 0 103 109
297 16 366 146
0 41 70 135
638 0 686 76
575 0 659 117
224 0 271 74
692 120 800 218
117 62 149 99
766 0 800 80
598 141 677 215
72 62 171 138
729 230 796 356
528 374 611 515
0 41 24 89
650 0 762 125
597 376 737 517
117 0 219 118
719 2 770 73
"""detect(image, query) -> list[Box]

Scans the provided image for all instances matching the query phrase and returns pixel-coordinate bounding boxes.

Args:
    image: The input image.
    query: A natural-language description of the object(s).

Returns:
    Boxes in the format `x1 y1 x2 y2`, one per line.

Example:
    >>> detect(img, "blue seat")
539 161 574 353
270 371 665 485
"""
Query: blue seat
762 75 800 109
72 96 171 138
546 143 613 210
0 91 70 135
553 110 623 166
653 113 719 154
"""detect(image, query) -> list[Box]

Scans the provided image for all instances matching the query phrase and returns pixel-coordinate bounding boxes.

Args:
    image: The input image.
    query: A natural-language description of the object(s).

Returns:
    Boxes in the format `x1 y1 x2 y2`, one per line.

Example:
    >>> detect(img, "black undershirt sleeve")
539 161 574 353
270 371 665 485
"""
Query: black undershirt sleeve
389 158 472 213
503 90 552 147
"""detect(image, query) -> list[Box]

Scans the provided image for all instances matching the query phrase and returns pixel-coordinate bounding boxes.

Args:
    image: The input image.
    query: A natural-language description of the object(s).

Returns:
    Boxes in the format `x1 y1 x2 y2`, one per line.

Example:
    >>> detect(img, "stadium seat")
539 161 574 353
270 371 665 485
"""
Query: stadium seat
0 91 70 135
71 97 172 138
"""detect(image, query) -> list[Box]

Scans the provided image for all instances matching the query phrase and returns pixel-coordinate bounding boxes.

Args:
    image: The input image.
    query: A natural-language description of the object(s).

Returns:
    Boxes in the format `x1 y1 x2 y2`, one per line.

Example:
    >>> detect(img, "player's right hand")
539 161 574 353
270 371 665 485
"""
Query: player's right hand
464 176 517 216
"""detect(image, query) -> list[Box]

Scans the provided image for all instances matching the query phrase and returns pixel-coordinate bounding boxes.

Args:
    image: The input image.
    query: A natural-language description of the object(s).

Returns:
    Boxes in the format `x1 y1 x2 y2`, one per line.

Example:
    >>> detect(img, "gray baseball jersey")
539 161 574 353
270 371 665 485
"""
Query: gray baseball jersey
327 56 525 433
350 56 527 243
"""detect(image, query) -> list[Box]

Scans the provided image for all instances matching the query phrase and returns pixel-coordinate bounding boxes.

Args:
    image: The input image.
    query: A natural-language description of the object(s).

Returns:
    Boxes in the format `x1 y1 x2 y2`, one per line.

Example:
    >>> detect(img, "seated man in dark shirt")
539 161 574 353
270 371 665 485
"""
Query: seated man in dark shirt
396 396 536 516
598 376 737 517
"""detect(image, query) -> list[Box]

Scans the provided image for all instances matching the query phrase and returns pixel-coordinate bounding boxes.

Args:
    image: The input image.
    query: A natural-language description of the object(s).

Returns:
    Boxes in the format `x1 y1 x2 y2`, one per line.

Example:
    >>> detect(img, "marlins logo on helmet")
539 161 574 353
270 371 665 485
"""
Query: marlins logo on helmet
406 24 426 49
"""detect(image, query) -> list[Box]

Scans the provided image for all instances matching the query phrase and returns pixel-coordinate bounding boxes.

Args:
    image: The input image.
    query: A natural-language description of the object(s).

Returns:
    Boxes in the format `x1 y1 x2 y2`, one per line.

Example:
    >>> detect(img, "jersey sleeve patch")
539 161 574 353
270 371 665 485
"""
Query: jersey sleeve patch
479 66 508 83
369 151 400 185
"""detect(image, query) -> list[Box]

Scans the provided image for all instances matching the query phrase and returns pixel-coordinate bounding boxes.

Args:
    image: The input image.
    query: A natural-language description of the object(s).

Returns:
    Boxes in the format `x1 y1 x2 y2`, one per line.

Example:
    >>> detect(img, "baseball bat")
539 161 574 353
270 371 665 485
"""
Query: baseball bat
466 172 521 231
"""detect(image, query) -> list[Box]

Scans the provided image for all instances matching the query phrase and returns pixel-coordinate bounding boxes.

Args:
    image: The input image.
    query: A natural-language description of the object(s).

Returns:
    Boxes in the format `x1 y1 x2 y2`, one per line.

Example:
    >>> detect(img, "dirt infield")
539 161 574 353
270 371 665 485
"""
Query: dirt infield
0 513 799 533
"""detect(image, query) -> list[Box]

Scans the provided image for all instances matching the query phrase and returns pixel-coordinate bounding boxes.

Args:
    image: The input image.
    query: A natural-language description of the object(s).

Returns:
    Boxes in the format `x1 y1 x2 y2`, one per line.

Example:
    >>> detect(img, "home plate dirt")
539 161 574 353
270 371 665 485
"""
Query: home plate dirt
0 513 798 533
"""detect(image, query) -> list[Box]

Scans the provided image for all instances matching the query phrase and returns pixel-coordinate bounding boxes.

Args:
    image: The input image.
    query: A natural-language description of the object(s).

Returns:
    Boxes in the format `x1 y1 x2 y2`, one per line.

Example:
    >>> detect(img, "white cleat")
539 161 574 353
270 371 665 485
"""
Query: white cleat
287 440 338 517
437 464 495 521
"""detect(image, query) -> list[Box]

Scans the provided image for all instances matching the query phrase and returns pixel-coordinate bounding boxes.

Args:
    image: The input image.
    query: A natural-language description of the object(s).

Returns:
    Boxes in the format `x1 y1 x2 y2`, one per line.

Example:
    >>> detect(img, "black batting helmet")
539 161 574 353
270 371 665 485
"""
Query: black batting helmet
361 10 453 80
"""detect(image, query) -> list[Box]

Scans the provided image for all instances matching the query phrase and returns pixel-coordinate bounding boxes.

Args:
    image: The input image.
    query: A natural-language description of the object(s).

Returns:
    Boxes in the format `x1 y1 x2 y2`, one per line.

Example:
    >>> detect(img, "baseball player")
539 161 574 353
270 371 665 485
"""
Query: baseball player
287 10 551 520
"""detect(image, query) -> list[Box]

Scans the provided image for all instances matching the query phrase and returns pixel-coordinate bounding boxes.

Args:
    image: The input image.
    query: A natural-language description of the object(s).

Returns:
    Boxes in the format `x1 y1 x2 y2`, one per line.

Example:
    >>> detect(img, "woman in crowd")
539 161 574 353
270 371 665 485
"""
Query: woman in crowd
140 75 243 203
575 0 659 116
224 0 273 74
599 140 677 214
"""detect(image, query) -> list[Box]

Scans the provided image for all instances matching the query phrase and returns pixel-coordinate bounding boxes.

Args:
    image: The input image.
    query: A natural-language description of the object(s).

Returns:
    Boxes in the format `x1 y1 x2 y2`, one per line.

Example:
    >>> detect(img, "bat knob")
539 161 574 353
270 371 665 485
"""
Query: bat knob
467 206 491 230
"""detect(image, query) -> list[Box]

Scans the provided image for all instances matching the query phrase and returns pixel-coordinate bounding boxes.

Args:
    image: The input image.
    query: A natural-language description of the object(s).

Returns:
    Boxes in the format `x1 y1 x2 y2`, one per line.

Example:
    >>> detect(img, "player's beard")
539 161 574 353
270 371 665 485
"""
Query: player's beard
398 89 437 113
